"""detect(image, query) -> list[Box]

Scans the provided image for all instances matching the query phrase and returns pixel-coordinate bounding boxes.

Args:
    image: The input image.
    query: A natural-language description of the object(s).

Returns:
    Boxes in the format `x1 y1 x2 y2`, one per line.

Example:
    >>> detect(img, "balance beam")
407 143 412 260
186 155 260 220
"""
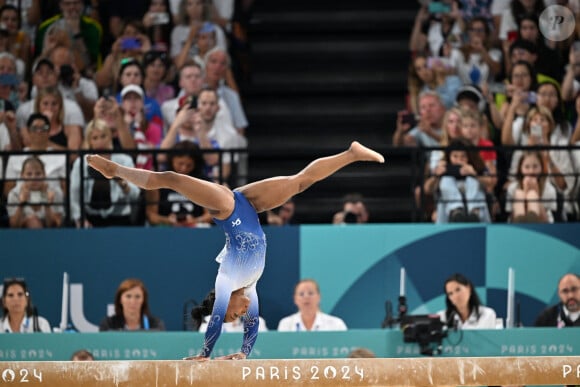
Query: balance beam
0 356 579 386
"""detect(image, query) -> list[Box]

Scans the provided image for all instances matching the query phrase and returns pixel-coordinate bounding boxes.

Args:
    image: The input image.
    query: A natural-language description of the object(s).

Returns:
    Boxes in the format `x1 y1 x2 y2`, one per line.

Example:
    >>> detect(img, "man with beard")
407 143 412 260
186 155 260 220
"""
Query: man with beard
534 273 580 327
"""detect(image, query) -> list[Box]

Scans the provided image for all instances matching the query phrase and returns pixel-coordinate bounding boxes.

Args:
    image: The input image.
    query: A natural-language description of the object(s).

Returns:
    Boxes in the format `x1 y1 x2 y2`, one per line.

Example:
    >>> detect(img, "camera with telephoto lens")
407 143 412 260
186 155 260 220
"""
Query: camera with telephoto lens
400 314 447 356
59 64 75 87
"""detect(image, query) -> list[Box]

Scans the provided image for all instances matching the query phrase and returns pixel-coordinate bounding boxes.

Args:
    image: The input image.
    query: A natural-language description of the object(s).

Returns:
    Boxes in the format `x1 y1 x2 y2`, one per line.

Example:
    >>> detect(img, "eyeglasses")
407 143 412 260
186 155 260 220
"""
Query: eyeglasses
29 124 50 132
560 286 579 295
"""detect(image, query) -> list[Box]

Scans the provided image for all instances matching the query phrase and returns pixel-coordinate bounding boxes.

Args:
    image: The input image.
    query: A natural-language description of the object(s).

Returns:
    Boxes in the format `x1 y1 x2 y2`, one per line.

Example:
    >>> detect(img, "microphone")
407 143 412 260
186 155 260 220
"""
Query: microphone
381 300 393 328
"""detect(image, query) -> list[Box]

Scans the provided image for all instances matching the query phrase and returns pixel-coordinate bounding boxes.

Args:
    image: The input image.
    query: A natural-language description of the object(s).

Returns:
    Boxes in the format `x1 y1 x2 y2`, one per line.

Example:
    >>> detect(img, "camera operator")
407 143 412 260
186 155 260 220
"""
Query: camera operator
49 44 98 122
332 193 369 224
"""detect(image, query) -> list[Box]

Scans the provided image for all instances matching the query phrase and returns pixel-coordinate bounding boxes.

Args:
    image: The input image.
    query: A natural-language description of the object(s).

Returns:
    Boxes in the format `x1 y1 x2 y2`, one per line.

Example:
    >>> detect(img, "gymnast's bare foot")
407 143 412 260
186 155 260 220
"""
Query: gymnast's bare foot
350 141 385 163
87 154 117 179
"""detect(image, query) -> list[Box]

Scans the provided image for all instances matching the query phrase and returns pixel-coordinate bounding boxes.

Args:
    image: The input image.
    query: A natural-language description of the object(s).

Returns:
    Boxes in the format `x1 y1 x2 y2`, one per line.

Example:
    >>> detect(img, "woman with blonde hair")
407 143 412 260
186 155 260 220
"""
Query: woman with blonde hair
70 119 140 228
21 87 82 155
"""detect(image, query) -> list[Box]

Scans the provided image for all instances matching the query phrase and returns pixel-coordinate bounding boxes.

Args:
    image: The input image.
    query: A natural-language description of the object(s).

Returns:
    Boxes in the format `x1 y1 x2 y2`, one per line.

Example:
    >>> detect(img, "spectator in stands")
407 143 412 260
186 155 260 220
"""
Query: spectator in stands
203 47 248 135
160 93 232 182
120 84 163 170
142 0 174 52
265 199 295 226
438 273 497 329
505 150 558 223
0 52 22 109
7 156 64 228
99 278 165 331
69 119 141 228
421 107 463 221
393 90 446 148
115 58 163 127
498 0 545 64
332 193 369 224
71 349 94 361
409 1 465 58
26 86 83 157
534 273 580 327
460 109 497 192
435 138 492 223
48 44 99 121
516 14 564 82
16 58 86 145
1 277 51 332
277 279 347 331
145 141 212 227
3 113 67 199
196 289 268 332
406 53 463 114
0 98 21 151
452 16 501 86
0 5 31 73
499 60 537 128
142 50 175 107
161 61 204 133
170 0 227 67
35 0 102 75
2 0 40 44
92 91 135 150
94 20 152 91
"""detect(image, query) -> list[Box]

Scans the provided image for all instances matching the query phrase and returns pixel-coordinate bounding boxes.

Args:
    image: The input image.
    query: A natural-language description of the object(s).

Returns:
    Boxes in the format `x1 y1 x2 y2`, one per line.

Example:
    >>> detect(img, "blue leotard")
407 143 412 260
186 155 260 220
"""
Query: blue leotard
200 190 267 357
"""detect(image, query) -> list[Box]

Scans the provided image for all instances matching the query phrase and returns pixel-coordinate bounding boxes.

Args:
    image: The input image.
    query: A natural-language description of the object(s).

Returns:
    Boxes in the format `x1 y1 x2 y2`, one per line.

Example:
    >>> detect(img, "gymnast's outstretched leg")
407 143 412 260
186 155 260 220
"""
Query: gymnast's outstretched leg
86 155 235 219
238 141 384 212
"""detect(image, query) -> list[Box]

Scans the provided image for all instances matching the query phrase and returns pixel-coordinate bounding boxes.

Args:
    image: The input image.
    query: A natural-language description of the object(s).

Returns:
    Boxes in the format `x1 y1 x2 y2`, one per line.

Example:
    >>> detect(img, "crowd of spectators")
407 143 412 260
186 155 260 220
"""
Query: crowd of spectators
0 0 254 228
398 0 580 224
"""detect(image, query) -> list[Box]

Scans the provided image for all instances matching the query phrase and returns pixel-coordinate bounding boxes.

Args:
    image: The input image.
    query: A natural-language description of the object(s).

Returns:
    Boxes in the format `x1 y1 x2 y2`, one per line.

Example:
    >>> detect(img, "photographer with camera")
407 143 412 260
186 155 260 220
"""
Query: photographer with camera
434 138 492 223
48 44 98 122
332 193 369 224
7 155 64 228
145 141 212 227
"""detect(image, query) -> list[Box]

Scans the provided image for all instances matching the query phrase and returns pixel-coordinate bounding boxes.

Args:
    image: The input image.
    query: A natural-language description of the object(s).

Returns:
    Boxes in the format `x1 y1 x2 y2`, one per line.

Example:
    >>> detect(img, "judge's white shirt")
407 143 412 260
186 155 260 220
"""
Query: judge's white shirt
277 311 347 332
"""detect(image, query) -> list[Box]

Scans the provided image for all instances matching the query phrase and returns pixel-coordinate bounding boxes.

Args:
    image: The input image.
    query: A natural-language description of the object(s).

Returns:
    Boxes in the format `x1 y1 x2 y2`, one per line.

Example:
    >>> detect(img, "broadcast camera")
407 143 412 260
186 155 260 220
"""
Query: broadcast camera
400 314 447 356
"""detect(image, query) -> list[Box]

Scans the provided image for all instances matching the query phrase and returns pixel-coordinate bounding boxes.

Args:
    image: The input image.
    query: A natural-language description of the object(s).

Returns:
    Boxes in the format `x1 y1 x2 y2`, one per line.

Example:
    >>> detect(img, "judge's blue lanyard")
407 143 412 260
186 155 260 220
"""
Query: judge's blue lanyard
124 315 150 330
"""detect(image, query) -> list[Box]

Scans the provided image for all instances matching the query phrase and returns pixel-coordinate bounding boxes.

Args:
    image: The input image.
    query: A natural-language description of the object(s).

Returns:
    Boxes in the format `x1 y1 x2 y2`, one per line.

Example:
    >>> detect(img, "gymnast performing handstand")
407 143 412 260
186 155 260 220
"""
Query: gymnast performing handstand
87 141 384 360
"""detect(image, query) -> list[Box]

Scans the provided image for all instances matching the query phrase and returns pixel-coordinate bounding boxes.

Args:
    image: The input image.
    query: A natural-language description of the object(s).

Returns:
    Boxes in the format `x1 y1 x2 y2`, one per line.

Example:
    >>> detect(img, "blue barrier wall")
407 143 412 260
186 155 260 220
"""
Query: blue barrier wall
1 224 579 331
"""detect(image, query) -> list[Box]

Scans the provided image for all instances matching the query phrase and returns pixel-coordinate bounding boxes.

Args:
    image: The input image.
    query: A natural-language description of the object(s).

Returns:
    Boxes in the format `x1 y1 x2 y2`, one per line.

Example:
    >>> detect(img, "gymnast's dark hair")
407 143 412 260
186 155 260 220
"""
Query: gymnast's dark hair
191 290 215 331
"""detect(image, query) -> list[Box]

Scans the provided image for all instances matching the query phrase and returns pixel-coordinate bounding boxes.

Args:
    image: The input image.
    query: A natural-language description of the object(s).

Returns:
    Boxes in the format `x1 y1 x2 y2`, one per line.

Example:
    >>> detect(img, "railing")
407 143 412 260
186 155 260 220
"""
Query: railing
1 143 580 226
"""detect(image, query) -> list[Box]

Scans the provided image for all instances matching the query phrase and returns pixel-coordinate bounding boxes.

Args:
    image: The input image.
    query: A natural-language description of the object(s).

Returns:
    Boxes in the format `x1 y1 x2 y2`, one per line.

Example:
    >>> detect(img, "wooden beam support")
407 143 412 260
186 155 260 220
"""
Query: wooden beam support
0 356 579 386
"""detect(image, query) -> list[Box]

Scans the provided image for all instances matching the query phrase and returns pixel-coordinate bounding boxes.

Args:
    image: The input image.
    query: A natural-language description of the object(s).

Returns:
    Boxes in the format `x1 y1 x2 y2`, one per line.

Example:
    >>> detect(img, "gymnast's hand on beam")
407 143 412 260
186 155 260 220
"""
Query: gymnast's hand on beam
215 352 247 360
182 355 210 361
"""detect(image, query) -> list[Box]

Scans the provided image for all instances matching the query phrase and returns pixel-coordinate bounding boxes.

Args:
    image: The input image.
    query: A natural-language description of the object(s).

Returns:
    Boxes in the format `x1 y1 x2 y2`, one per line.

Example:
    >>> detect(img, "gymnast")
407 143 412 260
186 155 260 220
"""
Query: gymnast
87 141 384 360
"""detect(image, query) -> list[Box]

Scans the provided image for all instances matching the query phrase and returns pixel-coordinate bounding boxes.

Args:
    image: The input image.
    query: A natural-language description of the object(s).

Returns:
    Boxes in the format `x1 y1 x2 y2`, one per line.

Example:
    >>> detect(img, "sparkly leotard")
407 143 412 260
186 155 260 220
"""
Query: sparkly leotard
200 190 267 357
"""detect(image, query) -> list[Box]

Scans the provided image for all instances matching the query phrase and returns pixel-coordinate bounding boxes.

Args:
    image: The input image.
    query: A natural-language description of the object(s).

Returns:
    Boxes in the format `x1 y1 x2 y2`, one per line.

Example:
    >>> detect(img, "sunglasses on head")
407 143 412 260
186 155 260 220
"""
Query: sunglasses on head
144 51 168 65
3 277 27 288
120 57 139 67
29 124 50 132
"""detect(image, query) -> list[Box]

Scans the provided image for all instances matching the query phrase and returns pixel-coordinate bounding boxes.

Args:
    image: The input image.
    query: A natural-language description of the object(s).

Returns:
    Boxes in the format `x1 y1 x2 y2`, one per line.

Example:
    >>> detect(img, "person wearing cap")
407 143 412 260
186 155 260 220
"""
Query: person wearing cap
120 84 163 170
16 57 85 145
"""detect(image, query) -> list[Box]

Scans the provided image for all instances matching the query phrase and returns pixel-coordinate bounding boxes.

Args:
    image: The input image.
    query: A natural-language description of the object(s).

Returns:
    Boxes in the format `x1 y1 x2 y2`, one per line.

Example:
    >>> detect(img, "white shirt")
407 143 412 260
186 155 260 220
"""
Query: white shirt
16 99 85 130
199 315 268 333
4 148 67 188
277 311 347 332
437 306 497 329
0 315 51 333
